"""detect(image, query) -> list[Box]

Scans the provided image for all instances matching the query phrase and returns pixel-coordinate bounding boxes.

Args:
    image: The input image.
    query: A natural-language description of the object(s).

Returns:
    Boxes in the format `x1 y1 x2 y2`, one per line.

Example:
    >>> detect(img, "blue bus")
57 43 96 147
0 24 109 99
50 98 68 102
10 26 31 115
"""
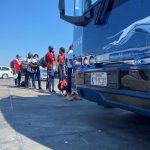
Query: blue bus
59 0 150 116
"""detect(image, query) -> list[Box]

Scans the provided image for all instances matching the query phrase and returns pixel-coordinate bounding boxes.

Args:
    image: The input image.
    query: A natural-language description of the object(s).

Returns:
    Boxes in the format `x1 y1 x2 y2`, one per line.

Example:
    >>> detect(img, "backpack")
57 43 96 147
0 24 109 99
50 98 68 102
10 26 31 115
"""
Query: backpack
40 55 48 68
10 60 14 69
58 80 68 96
21 81 25 87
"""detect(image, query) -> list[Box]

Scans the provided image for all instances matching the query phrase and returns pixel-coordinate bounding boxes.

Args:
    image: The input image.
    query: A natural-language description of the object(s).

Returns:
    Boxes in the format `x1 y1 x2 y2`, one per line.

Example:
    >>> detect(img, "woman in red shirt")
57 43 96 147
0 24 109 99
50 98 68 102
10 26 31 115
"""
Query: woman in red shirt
57 47 65 82
13 54 21 86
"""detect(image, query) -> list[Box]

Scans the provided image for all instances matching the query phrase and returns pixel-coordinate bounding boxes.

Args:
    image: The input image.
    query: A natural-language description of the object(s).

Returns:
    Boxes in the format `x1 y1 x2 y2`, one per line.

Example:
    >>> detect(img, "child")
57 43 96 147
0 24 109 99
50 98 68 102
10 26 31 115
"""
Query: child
58 79 68 96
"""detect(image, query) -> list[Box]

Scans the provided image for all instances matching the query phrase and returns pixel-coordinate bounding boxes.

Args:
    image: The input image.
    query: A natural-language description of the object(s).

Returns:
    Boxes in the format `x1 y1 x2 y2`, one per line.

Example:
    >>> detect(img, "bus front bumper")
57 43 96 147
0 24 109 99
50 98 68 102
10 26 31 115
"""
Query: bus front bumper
77 85 150 116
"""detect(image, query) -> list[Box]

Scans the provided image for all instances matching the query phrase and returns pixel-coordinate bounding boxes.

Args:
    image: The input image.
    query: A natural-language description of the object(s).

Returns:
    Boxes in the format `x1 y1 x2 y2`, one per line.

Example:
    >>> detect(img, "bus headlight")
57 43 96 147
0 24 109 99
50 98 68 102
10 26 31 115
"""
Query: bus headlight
89 56 95 65
83 57 88 66
95 56 99 63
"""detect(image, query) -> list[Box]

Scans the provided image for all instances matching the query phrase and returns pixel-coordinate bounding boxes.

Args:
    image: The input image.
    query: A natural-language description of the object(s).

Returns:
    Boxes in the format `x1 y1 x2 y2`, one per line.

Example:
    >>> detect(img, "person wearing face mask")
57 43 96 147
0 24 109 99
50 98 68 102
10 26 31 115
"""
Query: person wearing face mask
32 54 42 90
13 54 22 87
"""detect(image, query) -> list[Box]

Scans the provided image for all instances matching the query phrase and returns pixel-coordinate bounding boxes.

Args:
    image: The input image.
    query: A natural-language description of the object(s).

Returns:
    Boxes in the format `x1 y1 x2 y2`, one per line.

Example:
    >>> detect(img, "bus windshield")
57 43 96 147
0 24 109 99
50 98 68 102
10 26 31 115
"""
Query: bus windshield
75 0 98 16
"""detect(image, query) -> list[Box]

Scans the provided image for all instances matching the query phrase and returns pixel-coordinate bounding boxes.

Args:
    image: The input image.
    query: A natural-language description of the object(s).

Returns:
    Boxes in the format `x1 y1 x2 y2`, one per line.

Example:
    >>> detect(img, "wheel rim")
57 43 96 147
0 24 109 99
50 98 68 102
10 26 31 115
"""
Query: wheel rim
3 74 8 79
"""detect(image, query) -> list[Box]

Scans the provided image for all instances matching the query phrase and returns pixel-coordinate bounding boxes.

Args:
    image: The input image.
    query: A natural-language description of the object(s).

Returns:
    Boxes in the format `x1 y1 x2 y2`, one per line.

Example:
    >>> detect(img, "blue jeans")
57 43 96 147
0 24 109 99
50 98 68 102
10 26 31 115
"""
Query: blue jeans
15 71 21 86
34 72 41 89
25 70 35 88
48 69 55 91
67 68 72 93
58 64 64 81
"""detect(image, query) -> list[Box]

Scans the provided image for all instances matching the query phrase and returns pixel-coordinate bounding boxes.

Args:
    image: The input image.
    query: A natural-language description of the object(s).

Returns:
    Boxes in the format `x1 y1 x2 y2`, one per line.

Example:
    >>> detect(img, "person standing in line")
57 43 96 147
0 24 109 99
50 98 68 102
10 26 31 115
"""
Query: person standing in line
22 52 36 88
57 47 65 82
46 46 56 92
66 45 74 100
65 45 82 100
47 68 55 93
13 54 22 87
32 54 42 90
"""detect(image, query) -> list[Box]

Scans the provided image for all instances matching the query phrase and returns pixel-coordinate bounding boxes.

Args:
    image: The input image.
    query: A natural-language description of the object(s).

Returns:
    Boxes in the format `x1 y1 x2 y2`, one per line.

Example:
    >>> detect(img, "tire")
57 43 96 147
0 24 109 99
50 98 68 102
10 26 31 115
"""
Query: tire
2 74 9 79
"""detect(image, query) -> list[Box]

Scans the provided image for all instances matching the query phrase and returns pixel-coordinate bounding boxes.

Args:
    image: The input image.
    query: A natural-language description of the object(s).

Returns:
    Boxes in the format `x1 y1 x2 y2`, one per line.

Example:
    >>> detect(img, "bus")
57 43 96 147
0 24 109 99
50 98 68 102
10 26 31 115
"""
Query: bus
59 0 150 116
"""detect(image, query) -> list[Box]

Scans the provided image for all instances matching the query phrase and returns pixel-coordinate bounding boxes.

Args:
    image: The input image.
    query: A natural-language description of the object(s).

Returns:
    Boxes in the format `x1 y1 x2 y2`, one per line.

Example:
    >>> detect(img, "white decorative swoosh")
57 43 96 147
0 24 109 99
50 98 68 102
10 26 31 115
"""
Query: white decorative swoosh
104 16 150 50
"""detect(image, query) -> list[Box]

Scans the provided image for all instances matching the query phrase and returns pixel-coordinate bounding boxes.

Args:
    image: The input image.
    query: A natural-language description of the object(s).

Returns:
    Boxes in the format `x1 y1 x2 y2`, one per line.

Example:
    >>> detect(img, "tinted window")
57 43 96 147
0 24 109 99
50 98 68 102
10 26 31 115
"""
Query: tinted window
83 0 98 11
92 0 98 4
41 70 47 73
75 0 98 16
2 67 10 71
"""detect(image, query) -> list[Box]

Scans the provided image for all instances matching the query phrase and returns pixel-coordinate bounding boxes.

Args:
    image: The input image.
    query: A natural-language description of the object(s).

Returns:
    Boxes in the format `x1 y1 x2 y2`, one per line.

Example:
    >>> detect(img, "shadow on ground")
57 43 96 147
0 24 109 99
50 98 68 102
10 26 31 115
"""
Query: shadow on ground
0 87 150 150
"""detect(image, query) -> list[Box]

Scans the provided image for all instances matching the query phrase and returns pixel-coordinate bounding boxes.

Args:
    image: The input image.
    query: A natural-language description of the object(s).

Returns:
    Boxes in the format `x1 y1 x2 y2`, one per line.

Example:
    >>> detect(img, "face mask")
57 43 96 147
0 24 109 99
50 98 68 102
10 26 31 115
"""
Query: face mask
35 57 39 60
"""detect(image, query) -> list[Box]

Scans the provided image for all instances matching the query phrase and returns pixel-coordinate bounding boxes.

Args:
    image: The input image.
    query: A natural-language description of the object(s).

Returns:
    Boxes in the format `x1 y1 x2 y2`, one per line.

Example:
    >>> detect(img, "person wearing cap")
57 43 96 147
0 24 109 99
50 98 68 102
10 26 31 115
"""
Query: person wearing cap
46 46 56 92
13 54 22 87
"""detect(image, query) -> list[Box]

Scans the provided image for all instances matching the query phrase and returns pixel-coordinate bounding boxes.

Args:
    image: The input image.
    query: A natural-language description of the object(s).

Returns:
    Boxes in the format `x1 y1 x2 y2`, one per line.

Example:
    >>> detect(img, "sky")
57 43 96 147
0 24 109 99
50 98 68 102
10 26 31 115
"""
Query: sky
0 0 74 66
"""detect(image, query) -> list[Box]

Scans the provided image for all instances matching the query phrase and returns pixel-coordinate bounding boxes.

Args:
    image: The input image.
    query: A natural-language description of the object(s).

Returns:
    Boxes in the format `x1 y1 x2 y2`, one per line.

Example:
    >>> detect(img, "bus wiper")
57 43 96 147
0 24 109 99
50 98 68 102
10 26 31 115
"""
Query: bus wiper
95 0 110 25
95 0 128 25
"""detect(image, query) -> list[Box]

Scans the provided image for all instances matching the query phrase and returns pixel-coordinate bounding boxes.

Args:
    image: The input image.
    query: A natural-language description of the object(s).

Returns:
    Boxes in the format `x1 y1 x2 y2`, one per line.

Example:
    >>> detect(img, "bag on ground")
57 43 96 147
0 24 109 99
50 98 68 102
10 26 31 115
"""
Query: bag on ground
21 81 25 87
58 80 68 96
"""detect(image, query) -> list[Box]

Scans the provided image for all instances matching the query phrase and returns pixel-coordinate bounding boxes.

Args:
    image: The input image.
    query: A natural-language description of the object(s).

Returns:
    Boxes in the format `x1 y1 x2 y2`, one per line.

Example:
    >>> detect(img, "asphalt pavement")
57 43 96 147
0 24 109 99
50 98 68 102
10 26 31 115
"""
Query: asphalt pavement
0 79 150 150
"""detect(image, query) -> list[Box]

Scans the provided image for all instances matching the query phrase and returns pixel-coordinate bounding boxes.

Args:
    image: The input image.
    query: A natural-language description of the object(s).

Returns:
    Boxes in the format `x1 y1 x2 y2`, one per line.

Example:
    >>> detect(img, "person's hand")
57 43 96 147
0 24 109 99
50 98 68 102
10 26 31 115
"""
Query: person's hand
13 70 16 75
37 62 40 66
55 67 58 72
64 72 67 78
70 60 73 65
34 64 38 67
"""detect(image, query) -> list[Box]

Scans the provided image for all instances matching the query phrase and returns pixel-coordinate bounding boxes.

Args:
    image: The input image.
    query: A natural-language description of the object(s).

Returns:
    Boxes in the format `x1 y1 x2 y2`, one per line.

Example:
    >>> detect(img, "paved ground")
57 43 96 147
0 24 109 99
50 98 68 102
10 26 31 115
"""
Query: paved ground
0 79 150 150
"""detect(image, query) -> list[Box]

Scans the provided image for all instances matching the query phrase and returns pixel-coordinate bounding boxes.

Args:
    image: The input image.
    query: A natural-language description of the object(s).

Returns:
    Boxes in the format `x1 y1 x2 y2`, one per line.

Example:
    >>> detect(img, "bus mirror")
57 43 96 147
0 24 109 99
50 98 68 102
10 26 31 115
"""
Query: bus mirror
58 0 89 26
59 0 65 15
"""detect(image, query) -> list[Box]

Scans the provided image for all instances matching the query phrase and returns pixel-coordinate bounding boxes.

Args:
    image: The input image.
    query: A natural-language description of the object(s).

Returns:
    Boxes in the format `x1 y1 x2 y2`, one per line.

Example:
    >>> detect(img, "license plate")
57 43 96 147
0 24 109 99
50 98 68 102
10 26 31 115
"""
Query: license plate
91 72 107 86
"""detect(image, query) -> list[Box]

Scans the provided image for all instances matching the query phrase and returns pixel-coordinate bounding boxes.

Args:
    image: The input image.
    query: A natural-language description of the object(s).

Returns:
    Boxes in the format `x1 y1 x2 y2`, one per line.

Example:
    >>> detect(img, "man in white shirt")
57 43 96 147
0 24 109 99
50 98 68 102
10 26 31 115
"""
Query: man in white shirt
22 52 37 88
66 45 74 99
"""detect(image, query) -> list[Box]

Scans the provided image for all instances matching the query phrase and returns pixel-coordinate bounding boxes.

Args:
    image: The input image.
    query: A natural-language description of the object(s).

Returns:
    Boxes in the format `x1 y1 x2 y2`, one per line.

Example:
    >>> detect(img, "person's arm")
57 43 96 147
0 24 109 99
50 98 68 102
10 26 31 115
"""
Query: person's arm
68 51 73 65
37 61 40 67
55 55 59 71
22 58 28 65
13 60 17 74
52 51 56 61
29 63 37 68
63 55 66 76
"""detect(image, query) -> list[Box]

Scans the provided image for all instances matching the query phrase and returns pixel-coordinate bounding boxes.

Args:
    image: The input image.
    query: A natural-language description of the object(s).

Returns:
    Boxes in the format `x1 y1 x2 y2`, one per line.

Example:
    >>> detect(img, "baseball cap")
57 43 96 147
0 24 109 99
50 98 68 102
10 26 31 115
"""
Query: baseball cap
48 45 54 50
16 54 21 58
